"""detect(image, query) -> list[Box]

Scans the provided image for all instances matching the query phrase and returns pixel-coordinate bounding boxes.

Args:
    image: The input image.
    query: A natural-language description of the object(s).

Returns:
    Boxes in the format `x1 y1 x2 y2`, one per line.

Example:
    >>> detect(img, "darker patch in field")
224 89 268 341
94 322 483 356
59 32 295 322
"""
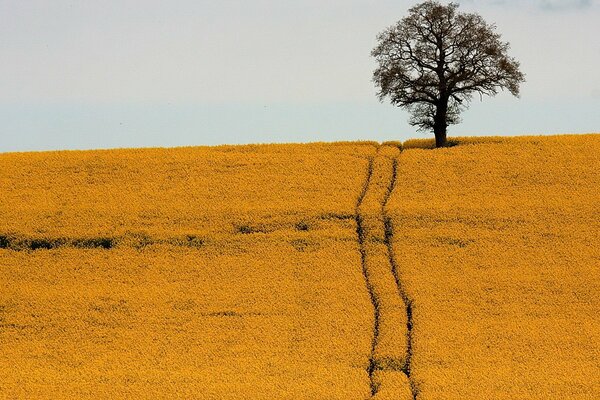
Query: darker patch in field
0 305 26 331
27 238 67 250
295 221 310 231
367 236 386 244
236 224 264 234
0 235 115 251
319 212 354 221
88 298 130 314
183 235 204 248
29 239 53 250
419 140 459 149
72 237 115 249
167 234 205 248
434 236 474 248
127 232 155 249
237 225 253 234
291 239 308 252
0 322 32 330
202 310 242 317
290 238 320 252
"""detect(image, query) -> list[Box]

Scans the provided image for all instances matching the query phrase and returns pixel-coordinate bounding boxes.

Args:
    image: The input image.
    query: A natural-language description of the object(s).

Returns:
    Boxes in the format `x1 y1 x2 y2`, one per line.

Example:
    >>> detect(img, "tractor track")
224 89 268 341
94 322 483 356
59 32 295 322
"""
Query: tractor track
357 144 418 399
355 153 379 396
382 155 418 399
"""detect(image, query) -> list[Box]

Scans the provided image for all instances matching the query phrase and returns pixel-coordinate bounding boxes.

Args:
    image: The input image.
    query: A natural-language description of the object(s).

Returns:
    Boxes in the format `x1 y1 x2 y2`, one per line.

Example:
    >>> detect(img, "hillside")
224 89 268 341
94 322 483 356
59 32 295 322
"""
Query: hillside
1 135 599 399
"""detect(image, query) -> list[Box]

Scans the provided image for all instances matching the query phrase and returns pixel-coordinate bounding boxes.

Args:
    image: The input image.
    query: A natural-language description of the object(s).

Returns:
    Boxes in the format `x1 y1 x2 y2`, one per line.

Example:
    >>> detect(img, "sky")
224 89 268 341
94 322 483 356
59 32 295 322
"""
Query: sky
1 0 599 152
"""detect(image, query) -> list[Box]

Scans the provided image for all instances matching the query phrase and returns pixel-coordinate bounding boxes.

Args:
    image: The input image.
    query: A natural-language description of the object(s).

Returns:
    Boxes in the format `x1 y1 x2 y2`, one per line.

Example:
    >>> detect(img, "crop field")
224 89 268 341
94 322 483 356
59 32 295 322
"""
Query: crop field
0 143 376 239
1 135 599 399
0 143 376 399
388 135 600 399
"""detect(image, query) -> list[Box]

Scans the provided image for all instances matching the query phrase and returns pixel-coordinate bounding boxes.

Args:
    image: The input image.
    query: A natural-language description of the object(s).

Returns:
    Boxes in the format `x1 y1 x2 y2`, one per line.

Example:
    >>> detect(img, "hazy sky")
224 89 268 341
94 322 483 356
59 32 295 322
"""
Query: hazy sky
1 0 599 152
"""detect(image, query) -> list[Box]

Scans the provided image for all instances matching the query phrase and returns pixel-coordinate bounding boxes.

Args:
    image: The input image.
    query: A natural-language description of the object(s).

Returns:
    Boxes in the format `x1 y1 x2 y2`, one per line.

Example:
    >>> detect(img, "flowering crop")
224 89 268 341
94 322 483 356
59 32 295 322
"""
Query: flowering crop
1 134 599 398
386 134 600 399
0 143 376 239
0 142 377 399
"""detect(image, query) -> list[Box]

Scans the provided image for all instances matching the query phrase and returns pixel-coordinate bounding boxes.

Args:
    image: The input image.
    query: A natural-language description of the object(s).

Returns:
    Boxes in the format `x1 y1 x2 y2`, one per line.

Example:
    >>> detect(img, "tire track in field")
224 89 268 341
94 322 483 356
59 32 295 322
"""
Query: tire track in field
357 144 415 399
382 154 418 400
355 151 378 396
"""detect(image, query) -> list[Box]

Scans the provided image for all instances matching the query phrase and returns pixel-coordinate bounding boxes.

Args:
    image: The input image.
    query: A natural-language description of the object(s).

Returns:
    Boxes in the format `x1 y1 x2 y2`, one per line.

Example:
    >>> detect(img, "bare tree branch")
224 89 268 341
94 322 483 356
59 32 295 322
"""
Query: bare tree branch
372 1 525 147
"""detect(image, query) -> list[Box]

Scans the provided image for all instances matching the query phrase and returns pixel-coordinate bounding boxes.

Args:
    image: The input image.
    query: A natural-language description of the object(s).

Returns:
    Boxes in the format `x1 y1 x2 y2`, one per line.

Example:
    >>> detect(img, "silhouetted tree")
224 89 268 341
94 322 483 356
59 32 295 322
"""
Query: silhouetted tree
372 1 525 147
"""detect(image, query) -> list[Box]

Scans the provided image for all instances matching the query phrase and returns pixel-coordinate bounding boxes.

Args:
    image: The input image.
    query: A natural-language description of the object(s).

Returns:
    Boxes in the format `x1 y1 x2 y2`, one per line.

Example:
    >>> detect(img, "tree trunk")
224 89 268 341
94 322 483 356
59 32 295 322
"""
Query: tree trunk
434 125 447 148
433 99 448 148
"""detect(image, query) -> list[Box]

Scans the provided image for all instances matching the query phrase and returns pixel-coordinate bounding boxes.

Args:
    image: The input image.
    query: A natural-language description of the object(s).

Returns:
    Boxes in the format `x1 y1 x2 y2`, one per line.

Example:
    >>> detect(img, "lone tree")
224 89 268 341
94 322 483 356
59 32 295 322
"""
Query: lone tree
372 1 525 147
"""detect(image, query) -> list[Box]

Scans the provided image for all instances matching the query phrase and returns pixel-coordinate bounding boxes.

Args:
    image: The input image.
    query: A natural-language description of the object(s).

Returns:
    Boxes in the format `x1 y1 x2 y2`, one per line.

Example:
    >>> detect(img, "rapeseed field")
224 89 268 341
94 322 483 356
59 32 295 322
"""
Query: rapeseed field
387 134 600 399
0 143 375 239
0 143 377 398
1 135 599 399
0 242 372 399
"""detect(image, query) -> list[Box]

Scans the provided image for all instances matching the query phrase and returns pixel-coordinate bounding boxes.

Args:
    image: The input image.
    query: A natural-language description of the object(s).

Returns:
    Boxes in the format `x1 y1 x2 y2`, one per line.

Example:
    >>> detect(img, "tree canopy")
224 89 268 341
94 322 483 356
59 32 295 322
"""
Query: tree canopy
372 1 525 147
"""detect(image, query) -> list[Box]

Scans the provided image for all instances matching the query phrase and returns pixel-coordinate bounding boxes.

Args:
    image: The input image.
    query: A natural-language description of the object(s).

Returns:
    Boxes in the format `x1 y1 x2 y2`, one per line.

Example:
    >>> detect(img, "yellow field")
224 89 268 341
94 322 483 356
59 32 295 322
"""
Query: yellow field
387 134 600 399
1 135 599 399
0 143 375 238
0 241 373 399
0 143 376 399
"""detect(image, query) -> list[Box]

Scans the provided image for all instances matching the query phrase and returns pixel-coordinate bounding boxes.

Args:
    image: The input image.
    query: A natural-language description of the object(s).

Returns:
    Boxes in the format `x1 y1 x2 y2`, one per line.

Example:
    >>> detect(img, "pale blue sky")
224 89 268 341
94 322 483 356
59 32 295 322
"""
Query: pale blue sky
1 0 599 152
